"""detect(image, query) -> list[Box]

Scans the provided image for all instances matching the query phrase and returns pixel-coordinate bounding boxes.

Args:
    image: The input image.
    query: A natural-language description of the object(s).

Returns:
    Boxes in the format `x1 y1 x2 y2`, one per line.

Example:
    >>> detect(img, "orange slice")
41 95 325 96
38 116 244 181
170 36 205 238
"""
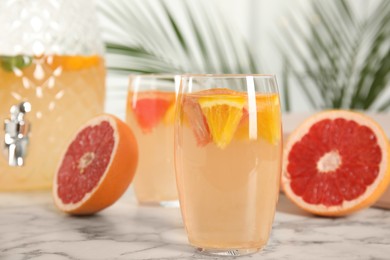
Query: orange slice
53 114 138 215
198 93 245 149
163 103 176 125
48 55 102 71
282 110 390 216
257 94 281 144
235 94 281 144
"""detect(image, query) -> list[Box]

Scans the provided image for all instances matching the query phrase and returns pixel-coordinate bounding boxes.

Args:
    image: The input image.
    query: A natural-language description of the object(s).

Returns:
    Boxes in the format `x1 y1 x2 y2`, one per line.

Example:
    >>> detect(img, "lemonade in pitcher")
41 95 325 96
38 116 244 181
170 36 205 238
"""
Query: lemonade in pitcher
0 55 105 190
0 0 105 191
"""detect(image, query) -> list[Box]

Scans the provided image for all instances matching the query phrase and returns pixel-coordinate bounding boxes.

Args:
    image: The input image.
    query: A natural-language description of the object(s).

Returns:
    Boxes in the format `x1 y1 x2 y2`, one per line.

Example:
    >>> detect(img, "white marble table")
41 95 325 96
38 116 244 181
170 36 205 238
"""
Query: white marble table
1 192 389 260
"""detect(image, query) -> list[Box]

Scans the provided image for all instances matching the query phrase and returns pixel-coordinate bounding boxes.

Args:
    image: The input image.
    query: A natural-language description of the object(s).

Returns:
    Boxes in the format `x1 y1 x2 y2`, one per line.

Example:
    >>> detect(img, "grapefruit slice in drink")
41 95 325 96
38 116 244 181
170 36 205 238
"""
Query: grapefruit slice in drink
128 91 175 133
53 114 138 215
282 110 390 216
183 88 280 148
182 94 212 147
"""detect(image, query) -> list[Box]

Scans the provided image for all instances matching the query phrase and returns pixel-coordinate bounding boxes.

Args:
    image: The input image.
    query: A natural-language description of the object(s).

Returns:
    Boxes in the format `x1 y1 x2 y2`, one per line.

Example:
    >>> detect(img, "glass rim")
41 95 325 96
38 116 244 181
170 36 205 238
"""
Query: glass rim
128 73 276 79
129 74 179 80
181 74 276 79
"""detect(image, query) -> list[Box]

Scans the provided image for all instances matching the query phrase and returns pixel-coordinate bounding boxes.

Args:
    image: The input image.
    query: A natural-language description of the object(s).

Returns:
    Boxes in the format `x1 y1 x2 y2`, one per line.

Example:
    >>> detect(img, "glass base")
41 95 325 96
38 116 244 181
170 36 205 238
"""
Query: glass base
196 247 261 256
139 200 180 208
160 200 180 208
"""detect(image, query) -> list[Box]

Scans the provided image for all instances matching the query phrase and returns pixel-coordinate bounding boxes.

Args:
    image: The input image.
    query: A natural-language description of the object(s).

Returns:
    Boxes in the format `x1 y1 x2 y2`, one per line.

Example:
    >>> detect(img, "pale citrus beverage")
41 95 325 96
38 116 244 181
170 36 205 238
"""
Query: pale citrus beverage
127 75 179 205
0 55 105 191
175 75 282 256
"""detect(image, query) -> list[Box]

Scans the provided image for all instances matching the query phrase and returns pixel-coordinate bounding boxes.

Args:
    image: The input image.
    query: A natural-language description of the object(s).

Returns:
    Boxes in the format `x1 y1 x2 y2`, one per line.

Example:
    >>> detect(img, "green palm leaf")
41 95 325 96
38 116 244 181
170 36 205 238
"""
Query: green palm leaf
98 0 259 75
280 0 390 111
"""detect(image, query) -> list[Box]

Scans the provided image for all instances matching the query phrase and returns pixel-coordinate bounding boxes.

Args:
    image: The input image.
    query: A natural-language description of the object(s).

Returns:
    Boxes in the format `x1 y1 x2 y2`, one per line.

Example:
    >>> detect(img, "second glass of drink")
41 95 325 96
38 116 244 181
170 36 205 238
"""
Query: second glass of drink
126 75 180 207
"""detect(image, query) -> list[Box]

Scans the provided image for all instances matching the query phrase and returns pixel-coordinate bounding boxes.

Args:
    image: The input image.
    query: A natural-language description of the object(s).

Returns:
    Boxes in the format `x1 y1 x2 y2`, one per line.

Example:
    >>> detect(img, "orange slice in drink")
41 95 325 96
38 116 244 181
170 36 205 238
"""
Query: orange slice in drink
257 94 281 144
163 103 176 125
48 55 101 71
198 91 245 149
234 108 250 140
234 94 280 144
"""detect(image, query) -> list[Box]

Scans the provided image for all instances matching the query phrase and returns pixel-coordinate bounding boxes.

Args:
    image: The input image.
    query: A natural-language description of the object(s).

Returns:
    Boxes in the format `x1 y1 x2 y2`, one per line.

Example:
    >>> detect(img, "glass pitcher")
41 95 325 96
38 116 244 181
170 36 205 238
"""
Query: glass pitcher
0 0 106 191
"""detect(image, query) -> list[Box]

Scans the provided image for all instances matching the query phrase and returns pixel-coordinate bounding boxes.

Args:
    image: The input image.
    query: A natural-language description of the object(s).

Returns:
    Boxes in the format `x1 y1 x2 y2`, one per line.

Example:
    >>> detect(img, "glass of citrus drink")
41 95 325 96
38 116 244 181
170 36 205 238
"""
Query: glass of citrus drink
175 74 282 256
126 75 180 207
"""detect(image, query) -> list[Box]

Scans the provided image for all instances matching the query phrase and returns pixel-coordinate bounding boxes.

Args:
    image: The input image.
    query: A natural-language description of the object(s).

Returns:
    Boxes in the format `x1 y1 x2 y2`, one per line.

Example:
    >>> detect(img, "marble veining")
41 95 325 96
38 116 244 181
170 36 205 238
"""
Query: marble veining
1 192 390 260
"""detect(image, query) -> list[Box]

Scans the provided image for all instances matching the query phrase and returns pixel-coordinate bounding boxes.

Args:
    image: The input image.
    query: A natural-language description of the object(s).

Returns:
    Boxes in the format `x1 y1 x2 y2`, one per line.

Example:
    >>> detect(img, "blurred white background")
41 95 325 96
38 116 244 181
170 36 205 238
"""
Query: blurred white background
98 0 389 118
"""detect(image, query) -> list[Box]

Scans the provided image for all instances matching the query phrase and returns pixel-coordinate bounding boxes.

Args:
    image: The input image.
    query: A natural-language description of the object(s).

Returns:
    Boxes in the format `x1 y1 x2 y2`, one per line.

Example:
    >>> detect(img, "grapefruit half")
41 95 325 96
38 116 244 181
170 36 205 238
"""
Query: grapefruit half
53 114 138 215
282 110 390 216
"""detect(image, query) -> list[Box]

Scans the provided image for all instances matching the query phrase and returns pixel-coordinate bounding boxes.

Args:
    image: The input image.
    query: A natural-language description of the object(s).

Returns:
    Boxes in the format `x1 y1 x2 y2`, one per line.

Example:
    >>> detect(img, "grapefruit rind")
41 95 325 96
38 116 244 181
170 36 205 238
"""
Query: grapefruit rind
53 114 138 215
282 110 390 216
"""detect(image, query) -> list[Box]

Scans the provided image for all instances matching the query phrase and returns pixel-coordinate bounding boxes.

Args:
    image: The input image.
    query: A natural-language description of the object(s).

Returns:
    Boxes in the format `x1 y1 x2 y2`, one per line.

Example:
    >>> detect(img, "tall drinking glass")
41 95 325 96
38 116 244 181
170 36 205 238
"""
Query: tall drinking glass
175 74 282 256
126 75 180 207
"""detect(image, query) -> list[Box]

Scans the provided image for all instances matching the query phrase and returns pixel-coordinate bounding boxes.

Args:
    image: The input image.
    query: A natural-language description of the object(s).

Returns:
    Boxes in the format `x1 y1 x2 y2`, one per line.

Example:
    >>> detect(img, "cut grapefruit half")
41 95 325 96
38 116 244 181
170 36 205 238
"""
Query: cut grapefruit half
282 110 390 216
128 91 175 133
53 114 138 215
